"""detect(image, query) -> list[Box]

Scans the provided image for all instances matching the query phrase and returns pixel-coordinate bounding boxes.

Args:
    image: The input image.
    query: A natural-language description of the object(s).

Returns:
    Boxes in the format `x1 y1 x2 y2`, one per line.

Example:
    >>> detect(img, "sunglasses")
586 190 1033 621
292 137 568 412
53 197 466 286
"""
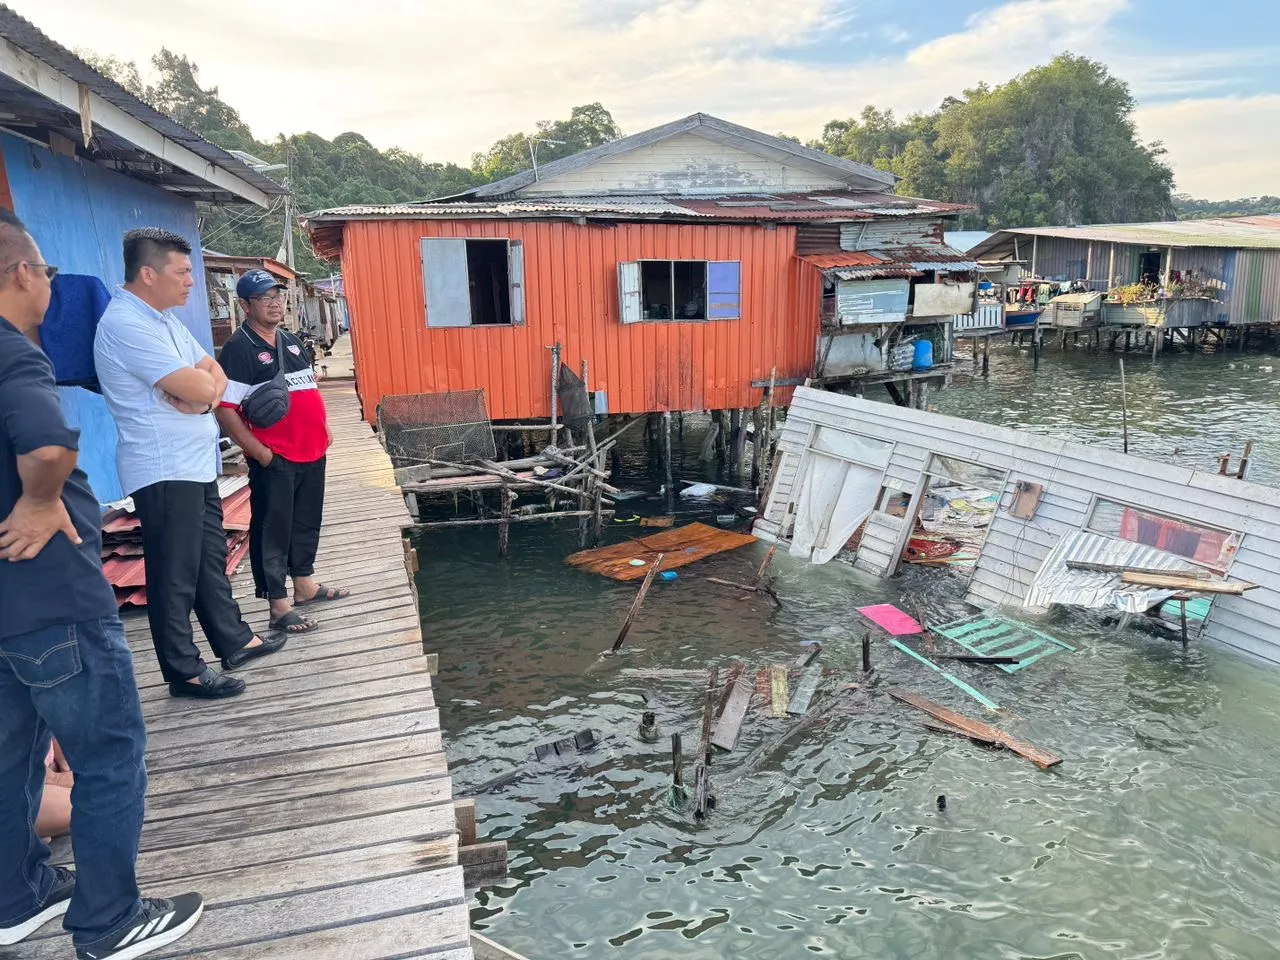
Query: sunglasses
4 261 58 281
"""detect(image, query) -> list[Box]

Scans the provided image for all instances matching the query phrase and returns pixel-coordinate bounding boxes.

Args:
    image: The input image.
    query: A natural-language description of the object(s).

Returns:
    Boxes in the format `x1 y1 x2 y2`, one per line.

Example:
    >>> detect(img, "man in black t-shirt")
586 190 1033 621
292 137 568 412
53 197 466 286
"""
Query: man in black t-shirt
216 270 345 634
0 210 203 958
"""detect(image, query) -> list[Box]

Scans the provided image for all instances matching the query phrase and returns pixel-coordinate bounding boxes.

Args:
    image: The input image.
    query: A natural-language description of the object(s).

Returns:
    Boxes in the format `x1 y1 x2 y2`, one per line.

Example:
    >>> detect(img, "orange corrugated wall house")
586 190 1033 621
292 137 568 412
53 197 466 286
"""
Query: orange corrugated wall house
338 218 820 421
303 114 967 424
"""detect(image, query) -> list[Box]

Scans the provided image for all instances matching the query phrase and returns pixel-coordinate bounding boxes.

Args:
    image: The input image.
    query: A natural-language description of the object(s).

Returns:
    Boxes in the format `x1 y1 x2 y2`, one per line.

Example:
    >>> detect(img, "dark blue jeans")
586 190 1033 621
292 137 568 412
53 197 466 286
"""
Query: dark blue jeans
0 615 146 949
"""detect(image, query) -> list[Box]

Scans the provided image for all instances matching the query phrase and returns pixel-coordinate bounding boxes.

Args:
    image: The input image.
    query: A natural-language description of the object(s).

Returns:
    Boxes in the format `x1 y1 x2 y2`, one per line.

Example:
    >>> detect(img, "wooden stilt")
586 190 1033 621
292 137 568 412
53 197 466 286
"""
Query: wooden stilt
982 335 990 376
498 483 512 557
662 412 673 511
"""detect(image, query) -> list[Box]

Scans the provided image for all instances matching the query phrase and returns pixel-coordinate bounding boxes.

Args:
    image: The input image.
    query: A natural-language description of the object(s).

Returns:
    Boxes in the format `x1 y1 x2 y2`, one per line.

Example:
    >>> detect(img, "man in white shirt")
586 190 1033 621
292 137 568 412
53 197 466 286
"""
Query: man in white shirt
94 228 284 699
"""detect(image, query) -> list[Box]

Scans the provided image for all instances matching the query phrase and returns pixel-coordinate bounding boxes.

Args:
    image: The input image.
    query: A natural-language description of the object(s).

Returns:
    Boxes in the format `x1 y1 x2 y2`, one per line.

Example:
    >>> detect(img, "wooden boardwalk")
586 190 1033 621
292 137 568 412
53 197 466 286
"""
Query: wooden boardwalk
15 384 473 959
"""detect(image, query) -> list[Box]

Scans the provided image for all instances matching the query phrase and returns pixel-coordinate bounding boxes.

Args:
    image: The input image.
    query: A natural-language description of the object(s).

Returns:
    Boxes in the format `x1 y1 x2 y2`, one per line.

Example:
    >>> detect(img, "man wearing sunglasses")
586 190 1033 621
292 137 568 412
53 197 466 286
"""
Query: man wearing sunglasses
215 271 345 635
0 209 205 958
94 229 285 701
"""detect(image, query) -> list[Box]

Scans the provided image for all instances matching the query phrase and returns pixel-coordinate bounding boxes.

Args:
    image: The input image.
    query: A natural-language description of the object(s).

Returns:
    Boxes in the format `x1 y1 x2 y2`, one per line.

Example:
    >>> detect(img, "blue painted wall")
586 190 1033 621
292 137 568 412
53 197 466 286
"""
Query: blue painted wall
1 132 213 350
2 132 218 503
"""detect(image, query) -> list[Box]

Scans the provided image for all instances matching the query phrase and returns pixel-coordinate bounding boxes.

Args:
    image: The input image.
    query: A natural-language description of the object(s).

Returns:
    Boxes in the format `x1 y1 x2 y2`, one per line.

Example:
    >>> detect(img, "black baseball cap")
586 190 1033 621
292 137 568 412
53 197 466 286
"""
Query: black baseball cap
236 269 287 299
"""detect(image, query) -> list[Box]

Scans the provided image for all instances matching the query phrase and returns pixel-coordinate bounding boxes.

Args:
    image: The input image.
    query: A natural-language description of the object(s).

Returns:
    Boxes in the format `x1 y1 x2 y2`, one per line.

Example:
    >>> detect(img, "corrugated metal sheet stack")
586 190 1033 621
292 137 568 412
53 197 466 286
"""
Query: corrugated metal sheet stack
100 474 253 607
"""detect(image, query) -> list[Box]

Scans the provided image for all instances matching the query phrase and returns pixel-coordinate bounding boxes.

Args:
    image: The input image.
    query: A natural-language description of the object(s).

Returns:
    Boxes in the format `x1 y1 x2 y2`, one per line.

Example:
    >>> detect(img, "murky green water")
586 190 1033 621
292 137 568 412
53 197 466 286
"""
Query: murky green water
416 342 1280 960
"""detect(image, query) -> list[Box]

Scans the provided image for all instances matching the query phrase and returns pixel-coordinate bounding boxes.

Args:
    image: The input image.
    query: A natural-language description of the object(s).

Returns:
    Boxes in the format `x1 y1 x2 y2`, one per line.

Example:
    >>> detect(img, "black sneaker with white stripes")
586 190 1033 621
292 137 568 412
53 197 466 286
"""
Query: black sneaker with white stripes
0 865 75 945
76 893 203 960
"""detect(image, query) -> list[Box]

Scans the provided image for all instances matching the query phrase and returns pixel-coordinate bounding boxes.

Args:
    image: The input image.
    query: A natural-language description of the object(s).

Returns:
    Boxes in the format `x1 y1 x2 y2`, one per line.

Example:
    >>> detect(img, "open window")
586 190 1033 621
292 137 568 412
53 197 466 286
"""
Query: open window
896 454 1009 578
422 238 525 328
1085 497 1241 574
618 260 741 323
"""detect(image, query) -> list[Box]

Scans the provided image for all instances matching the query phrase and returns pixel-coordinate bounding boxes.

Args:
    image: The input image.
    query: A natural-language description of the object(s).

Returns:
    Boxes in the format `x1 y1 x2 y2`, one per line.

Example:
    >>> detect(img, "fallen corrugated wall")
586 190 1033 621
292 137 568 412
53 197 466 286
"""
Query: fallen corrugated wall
756 387 1280 664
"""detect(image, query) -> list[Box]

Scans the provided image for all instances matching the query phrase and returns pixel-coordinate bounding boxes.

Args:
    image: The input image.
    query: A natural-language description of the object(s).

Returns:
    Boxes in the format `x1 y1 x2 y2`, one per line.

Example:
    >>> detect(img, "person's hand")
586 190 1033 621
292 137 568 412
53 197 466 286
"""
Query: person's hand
326 425 334 449
163 392 209 415
254 449 274 468
50 740 71 773
0 497 80 561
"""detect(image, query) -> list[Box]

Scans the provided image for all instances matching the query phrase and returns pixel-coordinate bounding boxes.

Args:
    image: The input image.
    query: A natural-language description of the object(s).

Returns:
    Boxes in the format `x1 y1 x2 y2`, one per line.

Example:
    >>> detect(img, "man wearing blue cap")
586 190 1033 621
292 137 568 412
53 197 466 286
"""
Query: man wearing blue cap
215 270 346 634
95 230 285 700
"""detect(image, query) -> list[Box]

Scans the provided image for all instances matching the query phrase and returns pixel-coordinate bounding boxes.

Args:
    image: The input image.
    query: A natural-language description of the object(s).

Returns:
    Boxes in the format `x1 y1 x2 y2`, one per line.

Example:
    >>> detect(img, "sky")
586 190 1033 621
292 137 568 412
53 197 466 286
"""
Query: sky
14 0 1280 200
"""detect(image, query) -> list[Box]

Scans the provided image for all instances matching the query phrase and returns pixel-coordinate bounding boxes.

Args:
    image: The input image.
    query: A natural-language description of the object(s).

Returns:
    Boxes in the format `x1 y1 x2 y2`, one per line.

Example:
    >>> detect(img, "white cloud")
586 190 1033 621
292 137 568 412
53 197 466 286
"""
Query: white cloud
7 0 1278 199
1136 95 1280 199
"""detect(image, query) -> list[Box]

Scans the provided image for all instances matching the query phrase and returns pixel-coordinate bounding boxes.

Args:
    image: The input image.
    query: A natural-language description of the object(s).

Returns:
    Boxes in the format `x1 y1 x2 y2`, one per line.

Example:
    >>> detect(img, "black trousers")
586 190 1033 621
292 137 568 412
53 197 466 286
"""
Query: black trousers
132 480 255 683
247 455 326 601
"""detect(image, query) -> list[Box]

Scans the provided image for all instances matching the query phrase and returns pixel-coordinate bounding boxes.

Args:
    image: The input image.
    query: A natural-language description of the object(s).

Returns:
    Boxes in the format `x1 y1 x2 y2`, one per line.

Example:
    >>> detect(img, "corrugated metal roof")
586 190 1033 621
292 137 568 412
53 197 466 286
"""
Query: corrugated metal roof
971 217 1280 255
873 244 979 270
306 192 969 224
800 252 885 269
1024 530 1199 614
0 6 287 201
833 265 922 280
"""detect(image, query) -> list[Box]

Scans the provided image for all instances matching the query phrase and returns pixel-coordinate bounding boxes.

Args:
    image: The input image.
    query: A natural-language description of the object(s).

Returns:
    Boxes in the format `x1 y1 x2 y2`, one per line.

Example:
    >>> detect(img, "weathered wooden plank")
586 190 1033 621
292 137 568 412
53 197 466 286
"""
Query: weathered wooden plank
139 779 454 854
710 675 752 752
1121 571 1255 593
769 665 789 717
455 799 477 846
145 709 441 774
143 672 435 732
147 752 450 822
889 687 1061 769
144 691 438 754
786 665 822 716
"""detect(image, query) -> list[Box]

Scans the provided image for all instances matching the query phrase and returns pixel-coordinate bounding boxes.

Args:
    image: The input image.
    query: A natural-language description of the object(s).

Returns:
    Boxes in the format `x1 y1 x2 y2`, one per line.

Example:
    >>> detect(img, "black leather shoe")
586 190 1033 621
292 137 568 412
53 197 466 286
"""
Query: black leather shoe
220 634 287 671
169 665 245 699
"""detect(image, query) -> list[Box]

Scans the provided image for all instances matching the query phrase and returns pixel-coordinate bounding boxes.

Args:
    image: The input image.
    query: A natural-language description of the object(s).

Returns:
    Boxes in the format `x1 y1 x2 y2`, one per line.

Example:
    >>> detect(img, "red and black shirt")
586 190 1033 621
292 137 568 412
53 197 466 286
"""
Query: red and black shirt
219 325 328 463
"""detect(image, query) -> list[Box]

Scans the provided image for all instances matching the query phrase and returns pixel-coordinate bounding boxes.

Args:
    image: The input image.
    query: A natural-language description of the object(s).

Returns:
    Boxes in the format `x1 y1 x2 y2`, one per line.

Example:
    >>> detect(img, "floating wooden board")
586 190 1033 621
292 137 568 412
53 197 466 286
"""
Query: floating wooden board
566 522 757 581
640 515 676 528
794 643 822 668
770 665 789 718
890 688 1062 769
787 665 822 716
1120 571 1256 594
710 675 753 752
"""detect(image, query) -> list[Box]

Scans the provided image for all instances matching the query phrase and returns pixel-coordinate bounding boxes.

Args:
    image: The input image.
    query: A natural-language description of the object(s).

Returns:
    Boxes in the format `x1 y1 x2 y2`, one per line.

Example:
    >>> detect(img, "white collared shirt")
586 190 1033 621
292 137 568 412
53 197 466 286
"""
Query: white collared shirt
93 286 219 495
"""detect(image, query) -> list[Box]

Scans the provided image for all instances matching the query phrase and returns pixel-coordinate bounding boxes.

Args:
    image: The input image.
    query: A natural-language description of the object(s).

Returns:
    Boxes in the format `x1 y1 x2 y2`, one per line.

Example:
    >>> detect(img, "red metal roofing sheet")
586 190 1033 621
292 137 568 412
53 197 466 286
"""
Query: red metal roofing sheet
221 487 253 532
102 555 147 589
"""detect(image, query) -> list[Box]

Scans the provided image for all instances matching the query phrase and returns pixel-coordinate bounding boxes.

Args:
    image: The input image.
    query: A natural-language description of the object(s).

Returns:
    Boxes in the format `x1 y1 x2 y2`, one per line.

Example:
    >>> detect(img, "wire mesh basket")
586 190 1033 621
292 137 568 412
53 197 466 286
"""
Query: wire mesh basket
377 389 496 467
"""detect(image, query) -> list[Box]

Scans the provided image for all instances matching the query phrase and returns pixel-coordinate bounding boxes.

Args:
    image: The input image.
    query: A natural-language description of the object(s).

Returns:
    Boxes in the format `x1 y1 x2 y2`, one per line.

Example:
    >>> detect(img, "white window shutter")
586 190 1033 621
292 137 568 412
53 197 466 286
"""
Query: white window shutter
618 261 642 323
422 238 472 327
507 240 526 326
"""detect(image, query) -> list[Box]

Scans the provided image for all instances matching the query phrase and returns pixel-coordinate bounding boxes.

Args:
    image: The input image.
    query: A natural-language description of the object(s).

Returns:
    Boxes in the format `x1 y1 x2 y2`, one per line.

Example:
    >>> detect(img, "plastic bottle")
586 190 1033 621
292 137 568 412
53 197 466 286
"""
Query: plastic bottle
913 338 934 370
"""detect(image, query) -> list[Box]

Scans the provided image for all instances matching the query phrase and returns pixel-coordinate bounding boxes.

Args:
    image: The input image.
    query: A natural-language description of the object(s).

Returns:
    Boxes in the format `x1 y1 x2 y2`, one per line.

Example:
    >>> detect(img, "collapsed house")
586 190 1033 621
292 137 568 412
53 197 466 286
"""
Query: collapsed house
754 387 1280 665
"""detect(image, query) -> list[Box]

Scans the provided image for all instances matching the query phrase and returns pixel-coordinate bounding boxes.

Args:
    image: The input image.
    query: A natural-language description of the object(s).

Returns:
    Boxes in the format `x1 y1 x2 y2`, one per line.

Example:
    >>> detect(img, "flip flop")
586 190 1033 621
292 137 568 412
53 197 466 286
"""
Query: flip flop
295 584 351 607
269 610 319 634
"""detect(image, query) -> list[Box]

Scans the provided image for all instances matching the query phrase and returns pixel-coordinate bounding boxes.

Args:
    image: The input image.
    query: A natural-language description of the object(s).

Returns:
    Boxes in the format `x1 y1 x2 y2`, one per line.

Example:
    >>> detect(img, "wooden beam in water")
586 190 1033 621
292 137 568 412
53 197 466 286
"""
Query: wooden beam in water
889 687 1061 769
794 643 822 668
710 674 753 752
610 553 665 653
770 665 789 718
786 665 822 716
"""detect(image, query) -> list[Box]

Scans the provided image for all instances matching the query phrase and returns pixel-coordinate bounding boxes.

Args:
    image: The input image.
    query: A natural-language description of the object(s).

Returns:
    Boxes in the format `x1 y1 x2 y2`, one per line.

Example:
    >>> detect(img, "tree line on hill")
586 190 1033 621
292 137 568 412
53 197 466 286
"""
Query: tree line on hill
80 49 1274 278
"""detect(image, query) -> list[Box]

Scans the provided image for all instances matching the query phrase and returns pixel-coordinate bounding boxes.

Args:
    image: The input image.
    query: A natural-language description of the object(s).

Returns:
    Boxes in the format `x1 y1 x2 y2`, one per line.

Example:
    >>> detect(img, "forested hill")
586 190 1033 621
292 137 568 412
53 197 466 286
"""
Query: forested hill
81 49 1261 277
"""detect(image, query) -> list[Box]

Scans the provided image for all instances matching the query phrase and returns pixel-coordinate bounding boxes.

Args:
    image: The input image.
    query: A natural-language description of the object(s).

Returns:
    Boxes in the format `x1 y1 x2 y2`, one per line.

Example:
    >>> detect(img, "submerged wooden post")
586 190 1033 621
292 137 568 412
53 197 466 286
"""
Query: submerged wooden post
982 335 990 376
728 409 742 474
862 632 872 674
661 412 673 511
1119 358 1130 455
611 552 665 654
498 483 512 557
750 405 764 486
753 544 778 587
671 733 684 787
1237 440 1253 480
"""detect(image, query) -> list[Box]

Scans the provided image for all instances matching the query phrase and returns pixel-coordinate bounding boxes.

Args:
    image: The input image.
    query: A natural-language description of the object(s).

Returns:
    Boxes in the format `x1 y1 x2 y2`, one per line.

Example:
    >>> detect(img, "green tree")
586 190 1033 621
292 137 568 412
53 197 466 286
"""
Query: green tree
814 55 1175 229
1173 194 1280 219
472 102 622 181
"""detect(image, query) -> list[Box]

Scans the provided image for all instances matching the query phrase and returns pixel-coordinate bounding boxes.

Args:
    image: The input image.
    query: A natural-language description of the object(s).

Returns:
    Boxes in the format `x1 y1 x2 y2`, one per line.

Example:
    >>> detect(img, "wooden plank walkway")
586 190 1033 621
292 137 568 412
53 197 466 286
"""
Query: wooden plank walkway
12 384 472 960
